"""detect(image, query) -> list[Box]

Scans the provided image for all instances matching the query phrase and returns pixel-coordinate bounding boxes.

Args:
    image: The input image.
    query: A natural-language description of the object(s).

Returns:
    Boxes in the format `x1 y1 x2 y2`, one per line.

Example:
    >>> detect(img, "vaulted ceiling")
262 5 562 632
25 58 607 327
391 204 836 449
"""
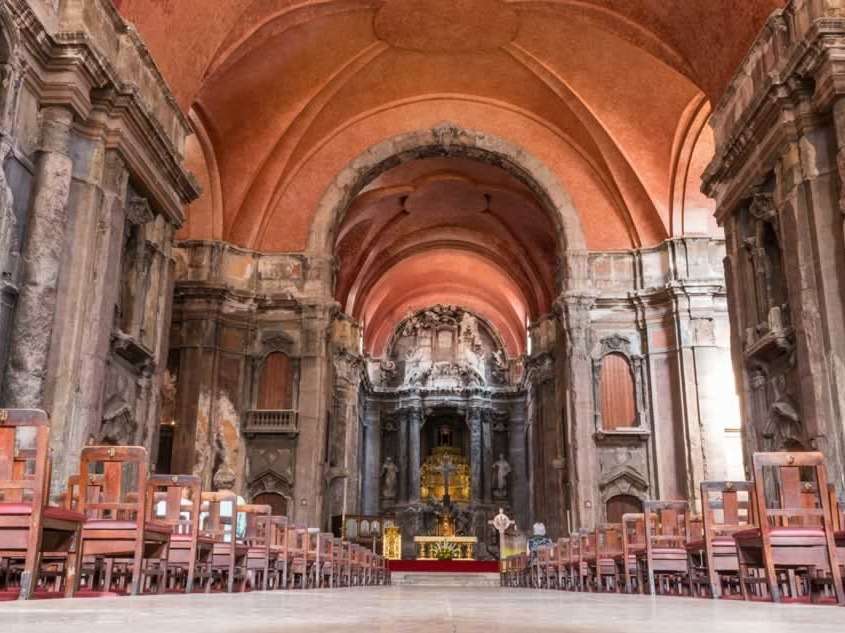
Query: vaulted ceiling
116 0 783 354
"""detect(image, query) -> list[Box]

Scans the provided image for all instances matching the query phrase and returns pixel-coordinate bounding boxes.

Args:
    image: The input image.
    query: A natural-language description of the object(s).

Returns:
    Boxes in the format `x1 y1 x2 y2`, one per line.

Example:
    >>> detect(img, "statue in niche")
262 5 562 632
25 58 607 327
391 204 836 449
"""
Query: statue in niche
763 374 803 450
381 456 399 499
492 454 512 498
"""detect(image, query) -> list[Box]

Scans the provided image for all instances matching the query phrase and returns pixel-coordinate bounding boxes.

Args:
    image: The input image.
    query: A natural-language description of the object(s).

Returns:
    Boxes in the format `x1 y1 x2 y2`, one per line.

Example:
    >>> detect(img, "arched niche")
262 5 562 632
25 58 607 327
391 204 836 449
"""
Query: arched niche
591 334 649 433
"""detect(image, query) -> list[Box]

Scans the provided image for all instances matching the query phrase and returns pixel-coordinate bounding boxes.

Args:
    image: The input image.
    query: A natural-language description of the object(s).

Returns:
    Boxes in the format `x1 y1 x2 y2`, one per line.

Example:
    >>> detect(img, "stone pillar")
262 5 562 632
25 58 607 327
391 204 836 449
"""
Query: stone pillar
408 406 421 503
397 408 409 503
482 408 494 504
362 400 381 514
469 406 482 502
2 106 73 408
559 292 596 529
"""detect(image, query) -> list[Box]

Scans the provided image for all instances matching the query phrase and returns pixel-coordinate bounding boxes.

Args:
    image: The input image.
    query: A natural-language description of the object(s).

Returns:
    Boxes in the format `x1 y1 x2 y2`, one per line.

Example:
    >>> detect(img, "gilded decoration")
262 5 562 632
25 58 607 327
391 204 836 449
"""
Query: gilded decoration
420 446 470 502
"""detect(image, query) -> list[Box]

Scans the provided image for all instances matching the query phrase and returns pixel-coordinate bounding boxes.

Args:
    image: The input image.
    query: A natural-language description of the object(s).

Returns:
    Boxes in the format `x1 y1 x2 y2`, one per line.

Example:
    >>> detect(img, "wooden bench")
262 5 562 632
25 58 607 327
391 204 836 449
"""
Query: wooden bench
0 408 84 599
734 451 844 604
77 446 170 595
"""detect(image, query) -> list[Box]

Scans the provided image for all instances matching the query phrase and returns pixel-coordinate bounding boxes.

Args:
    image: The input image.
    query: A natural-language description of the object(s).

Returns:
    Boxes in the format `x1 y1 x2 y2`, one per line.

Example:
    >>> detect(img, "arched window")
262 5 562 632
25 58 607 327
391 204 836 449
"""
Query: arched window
258 352 293 409
606 494 641 523
599 353 636 430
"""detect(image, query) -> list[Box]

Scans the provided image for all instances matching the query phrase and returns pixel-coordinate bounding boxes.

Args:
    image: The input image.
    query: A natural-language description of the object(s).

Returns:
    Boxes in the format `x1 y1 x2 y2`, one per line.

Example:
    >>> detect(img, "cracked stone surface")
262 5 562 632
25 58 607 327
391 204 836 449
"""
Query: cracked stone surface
2 586 844 633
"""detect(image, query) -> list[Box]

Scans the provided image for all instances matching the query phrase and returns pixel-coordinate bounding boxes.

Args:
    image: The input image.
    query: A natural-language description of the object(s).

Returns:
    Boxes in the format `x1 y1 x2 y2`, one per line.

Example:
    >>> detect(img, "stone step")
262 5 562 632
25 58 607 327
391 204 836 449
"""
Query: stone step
390 572 501 587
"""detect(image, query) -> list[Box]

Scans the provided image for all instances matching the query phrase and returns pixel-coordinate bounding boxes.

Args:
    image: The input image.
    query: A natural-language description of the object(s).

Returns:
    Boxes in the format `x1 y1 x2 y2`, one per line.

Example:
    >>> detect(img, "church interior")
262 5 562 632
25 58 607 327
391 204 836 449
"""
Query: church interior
1 0 845 630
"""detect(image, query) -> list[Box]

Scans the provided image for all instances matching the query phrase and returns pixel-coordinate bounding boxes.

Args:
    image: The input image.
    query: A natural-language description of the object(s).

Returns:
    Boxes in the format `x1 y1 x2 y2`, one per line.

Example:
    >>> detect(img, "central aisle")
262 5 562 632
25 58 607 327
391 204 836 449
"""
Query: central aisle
2 586 842 633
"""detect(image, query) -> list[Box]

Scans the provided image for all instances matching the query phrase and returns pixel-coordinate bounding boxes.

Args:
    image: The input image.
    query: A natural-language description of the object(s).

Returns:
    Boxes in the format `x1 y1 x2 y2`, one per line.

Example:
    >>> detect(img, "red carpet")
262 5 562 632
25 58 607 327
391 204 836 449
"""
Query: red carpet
388 559 499 573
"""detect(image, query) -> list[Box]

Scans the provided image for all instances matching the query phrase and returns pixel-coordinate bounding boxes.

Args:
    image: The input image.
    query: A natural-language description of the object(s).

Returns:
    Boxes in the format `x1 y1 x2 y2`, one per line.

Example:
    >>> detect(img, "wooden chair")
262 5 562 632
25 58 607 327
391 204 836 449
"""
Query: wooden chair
77 446 170 595
267 515 290 589
686 480 754 599
734 452 844 604
555 537 571 590
201 491 248 592
0 408 83 599
579 528 597 591
638 500 690 596
240 503 272 590
314 531 335 588
566 531 583 591
615 513 644 593
146 474 212 593
288 526 313 588
830 485 844 587
595 524 622 592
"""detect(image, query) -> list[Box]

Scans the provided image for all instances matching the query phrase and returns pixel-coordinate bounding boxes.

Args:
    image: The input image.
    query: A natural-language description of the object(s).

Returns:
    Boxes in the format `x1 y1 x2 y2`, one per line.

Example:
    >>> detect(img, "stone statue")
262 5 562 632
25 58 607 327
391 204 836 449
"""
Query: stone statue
0 140 18 281
381 456 399 499
492 453 511 497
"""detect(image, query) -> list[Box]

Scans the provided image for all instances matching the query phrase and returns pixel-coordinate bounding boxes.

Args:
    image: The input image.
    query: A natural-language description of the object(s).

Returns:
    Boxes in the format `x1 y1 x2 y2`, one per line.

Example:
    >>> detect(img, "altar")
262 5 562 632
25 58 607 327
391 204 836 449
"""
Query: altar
413 535 478 560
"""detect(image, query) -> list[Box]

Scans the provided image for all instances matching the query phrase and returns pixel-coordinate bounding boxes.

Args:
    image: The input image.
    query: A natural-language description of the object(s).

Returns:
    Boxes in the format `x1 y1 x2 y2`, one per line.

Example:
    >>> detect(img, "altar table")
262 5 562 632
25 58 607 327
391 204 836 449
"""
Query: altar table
413 535 478 560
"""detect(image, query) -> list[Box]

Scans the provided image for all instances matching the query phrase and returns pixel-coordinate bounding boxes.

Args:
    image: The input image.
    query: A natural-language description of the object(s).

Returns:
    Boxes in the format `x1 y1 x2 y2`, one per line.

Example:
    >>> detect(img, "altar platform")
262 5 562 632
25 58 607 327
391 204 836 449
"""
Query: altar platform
388 560 500 587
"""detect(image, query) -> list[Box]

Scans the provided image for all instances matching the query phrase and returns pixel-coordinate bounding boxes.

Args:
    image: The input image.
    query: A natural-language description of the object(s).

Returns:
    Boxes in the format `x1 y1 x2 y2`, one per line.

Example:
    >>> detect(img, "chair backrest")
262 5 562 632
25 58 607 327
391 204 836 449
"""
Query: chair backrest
556 537 570 563
597 524 622 559
269 515 289 550
700 480 755 541
621 512 644 561
751 452 835 532
580 528 596 559
78 446 148 522
201 490 241 542
239 503 272 546
829 484 844 531
146 474 202 537
568 531 582 563
0 409 50 511
642 500 689 550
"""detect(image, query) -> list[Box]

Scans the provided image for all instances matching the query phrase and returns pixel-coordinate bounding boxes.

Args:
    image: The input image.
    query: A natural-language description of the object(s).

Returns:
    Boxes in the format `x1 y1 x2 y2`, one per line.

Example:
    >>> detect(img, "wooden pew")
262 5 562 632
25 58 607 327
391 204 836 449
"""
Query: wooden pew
638 500 690 596
830 485 844 589
0 408 83 599
595 524 622 592
201 491 248 592
734 452 844 605
616 513 644 594
240 503 272 590
686 480 754 599
146 474 212 593
77 446 170 595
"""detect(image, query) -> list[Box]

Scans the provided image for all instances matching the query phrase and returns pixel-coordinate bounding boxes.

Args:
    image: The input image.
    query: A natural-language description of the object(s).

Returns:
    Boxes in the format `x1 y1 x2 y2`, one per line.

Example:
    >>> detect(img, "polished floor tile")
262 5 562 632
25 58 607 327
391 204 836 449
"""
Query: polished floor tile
1 587 843 632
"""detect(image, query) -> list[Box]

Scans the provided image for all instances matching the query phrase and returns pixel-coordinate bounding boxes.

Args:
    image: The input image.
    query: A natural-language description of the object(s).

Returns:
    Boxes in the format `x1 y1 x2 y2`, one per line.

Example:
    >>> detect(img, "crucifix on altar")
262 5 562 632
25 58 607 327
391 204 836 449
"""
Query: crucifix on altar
438 455 457 504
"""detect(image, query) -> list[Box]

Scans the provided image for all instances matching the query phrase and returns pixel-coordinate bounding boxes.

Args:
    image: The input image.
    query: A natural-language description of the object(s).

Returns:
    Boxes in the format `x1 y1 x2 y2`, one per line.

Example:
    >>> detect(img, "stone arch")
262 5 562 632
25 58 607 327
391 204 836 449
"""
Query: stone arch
306 123 589 292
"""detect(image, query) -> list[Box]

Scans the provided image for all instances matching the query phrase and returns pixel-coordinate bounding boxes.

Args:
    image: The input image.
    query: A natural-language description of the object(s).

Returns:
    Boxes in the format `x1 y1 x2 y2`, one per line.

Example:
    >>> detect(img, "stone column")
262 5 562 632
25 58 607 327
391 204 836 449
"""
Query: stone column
2 106 74 408
559 291 597 529
469 406 482 502
408 406 421 503
482 408 493 503
362 400 381 514
397 408 409 503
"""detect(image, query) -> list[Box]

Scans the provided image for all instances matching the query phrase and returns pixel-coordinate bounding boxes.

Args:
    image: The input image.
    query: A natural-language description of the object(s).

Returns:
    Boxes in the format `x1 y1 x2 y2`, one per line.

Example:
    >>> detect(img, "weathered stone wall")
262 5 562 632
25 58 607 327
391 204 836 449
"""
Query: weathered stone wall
0 0 197 496
704 0 845 493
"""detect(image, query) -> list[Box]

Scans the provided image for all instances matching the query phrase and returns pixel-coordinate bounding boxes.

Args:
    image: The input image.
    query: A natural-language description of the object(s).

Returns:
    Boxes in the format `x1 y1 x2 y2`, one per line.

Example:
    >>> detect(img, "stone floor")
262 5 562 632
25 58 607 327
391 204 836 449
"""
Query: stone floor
1 587 843 632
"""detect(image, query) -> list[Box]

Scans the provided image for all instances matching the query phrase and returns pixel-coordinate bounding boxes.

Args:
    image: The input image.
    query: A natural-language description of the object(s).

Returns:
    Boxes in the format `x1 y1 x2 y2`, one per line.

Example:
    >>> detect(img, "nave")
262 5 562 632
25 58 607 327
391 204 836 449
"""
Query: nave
1 586 843 633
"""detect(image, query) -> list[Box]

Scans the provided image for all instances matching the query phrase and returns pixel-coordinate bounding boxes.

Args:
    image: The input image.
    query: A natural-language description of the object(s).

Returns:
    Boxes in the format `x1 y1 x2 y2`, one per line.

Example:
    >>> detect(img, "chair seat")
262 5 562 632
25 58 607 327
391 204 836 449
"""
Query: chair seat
83 519 172 535
685 536 735 552
170 533 216 545
0 503 85 524
734 527 826 542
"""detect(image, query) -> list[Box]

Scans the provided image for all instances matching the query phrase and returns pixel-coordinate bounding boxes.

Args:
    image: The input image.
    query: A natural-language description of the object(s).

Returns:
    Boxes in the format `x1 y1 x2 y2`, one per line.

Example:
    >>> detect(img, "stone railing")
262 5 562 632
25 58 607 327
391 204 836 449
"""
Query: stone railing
244 409 298 435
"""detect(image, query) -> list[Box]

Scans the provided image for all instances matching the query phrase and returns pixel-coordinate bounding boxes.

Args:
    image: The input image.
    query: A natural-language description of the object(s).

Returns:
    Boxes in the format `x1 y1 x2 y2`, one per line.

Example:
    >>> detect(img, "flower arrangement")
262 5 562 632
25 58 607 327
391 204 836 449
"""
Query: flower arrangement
431 539 460 560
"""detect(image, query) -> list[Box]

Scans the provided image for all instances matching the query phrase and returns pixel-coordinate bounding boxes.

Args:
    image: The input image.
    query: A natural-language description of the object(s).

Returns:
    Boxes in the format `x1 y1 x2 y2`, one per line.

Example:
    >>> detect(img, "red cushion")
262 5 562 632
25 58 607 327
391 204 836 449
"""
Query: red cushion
0 503 84 523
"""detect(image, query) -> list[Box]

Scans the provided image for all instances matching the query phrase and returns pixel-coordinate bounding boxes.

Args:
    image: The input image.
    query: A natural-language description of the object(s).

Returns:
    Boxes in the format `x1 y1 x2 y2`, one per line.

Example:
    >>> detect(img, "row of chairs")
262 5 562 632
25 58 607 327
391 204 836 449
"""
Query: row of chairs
0 409 389 599
503 451 845 605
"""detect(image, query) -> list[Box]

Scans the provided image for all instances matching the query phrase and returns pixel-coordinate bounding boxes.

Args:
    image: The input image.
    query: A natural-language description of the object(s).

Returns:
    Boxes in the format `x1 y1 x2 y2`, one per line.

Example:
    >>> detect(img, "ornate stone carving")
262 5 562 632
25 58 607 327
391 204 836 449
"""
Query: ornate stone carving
0 139 16 282
126 193 154 226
